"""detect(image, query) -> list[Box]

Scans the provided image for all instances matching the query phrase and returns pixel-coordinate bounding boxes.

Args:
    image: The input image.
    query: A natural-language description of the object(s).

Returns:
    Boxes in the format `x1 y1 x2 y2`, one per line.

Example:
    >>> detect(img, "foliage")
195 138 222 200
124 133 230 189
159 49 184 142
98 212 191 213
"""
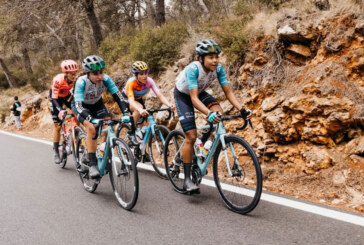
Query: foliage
99 27 136 65
130 22 189 72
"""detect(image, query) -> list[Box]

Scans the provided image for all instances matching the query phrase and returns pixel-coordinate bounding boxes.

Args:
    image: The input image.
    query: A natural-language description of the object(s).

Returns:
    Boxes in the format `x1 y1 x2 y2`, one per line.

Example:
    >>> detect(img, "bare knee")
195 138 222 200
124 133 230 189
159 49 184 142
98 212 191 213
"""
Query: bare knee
185 130 197 145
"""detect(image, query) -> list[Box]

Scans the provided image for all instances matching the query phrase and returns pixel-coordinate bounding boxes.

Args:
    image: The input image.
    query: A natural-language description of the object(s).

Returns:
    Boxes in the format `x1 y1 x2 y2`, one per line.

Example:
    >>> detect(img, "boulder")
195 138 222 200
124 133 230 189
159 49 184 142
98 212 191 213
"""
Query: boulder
355 22 364 36
286 44 312 57
262 96 284 112
303 147 333 171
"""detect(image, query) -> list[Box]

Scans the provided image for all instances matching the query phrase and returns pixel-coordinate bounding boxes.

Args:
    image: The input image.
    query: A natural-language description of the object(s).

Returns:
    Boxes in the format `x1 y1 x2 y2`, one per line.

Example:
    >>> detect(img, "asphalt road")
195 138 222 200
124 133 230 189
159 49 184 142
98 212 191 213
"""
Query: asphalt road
0 132 363 245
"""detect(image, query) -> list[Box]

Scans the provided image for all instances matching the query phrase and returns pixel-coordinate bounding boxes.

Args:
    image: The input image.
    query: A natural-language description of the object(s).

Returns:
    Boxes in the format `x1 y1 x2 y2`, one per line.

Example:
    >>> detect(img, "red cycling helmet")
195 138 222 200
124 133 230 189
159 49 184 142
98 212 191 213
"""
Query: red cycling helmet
61 60 79 73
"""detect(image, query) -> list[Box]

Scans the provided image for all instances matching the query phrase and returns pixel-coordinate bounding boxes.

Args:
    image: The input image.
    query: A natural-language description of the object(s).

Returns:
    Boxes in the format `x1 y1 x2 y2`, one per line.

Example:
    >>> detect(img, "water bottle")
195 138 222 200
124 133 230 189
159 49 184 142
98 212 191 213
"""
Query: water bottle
194 138 204 157
96 142 106 158
203 140 213 157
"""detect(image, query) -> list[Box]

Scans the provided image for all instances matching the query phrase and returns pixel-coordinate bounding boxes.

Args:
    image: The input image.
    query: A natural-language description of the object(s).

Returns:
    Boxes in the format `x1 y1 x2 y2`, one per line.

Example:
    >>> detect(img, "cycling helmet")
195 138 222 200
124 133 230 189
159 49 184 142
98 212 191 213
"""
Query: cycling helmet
132 61 149 74
61 60 79 73
82 55 105 73
195 39 222 56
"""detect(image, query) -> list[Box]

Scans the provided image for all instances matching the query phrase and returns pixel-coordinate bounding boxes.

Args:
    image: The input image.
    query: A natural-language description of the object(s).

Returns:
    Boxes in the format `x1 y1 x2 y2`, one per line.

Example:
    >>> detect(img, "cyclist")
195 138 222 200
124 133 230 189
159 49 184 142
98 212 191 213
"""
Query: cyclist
122 61 175 128
50 60 79 164
174 39 251 193
73 55 130 179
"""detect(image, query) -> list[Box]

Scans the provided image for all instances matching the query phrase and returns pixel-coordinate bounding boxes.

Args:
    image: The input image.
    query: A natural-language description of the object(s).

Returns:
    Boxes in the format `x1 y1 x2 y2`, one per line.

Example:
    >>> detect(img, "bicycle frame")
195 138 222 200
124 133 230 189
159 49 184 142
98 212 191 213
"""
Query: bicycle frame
195 121 239 177
97 125 130 176
139 115 165 155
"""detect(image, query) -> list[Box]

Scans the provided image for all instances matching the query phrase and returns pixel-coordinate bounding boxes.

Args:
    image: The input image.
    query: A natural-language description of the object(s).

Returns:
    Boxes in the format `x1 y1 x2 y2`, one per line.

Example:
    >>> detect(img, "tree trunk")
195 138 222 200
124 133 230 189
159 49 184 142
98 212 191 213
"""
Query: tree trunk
198 0 209 14
75 24 83 61
21 46 33 75
0 58 17 88
155 0 165 26
145 0 156 22
82 0 103 47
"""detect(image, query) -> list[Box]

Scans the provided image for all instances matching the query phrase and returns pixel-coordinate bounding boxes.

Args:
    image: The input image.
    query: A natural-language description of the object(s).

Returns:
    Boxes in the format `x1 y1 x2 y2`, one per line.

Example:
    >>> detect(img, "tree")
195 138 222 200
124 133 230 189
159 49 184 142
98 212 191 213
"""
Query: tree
156 0 165 26
0 57 17 88
81 0 104 47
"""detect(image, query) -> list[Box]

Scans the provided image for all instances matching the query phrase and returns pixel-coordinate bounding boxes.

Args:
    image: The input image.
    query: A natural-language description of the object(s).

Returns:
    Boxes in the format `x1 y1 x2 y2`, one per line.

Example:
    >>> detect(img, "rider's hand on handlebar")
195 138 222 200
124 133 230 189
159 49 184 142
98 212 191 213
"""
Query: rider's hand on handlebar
169 103 176 112
121 113 131 123
240 108 252 120
58 110 67 120
138 108 149 117
207 111 221 124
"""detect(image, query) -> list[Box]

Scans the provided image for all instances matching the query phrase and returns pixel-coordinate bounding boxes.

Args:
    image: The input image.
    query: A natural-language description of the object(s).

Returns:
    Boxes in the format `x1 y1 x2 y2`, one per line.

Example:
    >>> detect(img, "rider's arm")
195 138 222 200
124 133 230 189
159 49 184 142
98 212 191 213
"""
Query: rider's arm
52 98 63 112
221 84 242 111
190 88 210 115
148 77 173 108
74 78 93 122
101 74 129 114
125 80 146 113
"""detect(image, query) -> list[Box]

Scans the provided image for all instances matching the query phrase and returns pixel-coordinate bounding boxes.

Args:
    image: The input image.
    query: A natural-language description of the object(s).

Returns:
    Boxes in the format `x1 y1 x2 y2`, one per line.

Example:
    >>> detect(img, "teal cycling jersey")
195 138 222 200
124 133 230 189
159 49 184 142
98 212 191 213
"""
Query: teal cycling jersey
175 61 229 94
74 74 119 104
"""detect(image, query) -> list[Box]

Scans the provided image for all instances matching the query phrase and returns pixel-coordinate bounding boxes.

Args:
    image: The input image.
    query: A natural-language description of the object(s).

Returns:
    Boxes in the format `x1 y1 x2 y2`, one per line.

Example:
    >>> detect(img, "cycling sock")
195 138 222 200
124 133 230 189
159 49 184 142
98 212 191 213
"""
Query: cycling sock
88 153 97 167
53 142 59 153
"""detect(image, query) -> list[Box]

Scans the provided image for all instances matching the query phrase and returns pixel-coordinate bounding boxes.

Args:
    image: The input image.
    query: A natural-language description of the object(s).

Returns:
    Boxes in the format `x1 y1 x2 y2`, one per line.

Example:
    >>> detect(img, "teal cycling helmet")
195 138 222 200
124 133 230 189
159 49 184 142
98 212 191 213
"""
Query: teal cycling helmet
195 39 222 56
82 55 105 72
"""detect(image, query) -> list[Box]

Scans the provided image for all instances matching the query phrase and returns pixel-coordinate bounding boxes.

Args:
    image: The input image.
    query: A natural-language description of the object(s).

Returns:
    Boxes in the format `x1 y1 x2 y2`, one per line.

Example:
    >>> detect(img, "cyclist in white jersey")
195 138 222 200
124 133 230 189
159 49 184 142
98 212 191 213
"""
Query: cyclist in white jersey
174 40 251 193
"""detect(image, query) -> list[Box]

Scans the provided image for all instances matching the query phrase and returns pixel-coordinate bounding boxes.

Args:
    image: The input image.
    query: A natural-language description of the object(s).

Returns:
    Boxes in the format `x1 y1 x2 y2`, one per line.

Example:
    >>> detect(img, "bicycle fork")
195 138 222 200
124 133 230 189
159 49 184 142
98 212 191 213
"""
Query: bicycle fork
220 135 241 177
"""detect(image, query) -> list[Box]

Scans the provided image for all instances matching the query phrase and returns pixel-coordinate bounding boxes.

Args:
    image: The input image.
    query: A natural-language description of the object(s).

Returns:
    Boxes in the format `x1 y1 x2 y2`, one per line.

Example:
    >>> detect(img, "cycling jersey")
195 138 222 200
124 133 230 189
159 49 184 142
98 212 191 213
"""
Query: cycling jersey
123 77 160 99
51 74 74 99
73 74 127 122
74 74 119 104
175 61 229 94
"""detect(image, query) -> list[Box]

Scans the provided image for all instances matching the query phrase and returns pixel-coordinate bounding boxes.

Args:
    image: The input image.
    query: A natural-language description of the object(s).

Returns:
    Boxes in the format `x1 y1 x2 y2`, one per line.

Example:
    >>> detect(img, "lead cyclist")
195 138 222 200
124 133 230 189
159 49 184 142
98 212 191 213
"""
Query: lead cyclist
174 39 251 193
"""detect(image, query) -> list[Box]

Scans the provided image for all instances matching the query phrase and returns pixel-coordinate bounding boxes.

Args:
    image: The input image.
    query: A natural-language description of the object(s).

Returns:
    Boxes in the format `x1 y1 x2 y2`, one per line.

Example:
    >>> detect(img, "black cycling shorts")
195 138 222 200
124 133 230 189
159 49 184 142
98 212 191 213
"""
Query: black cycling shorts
49 95 72 123
71 99 111 124
121 92 146 112
174 87 219 132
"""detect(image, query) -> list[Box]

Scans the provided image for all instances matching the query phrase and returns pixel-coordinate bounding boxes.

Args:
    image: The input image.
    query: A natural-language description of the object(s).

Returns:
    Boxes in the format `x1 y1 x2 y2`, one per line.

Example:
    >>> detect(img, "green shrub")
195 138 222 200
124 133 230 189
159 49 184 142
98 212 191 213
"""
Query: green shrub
99 27 135 66
130 22 189 72
205 17 249 63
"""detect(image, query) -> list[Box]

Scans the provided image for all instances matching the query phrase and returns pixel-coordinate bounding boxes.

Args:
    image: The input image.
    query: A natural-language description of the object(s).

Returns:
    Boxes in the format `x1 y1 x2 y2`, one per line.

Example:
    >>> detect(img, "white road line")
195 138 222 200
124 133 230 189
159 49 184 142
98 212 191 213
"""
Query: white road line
1 130 363 226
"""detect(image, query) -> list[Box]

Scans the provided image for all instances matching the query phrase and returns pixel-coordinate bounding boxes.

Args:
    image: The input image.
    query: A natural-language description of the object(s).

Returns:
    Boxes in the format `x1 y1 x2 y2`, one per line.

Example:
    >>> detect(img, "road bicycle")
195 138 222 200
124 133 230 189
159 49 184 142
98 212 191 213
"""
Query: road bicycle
116 108 172 179
58 111 85 168
163 114 262 214
76 118 138 210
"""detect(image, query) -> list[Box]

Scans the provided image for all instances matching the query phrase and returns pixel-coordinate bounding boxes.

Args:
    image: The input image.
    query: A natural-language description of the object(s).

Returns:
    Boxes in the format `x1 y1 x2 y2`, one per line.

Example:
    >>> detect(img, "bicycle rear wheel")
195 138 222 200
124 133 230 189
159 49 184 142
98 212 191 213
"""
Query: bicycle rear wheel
213 135 262 214
76 133 98 193
148 125 170 179
163 130 187 193
109 138 139 210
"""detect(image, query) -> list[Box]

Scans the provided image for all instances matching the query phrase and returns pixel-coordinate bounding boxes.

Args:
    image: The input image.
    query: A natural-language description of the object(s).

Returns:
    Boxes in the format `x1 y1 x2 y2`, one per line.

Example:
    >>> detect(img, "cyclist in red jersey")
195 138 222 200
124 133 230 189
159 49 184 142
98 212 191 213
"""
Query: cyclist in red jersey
49 60 79 164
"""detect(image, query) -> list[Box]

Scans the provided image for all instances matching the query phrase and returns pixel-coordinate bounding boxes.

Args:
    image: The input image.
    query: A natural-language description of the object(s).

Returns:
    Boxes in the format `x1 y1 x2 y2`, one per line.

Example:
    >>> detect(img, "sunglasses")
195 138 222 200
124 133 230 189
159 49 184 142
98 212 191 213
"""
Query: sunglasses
67 72 77 77
91 69 104 76
207 45 222 54
90 61 105 71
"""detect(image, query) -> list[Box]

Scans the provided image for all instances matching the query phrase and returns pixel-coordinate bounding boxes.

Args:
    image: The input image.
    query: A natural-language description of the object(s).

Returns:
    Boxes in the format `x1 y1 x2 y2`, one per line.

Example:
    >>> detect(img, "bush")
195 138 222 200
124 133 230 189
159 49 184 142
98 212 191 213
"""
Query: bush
130 22 189 72
204 17 249 63
99 27 135 66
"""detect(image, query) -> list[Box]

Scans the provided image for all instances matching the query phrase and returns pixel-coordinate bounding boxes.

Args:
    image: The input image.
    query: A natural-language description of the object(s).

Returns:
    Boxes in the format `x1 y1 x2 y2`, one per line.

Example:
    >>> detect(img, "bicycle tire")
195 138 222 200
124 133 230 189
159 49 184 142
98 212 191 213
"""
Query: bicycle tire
148 125 170 179
213 135 262 214
75 133 98 193
72 126 85 167
163 129 187 194
109 138 139 210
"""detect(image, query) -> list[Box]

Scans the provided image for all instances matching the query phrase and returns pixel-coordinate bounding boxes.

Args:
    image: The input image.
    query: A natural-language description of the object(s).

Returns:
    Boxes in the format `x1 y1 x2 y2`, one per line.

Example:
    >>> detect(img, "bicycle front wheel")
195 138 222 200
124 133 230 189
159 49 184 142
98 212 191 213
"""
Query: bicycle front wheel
72 126 85 166
163 130 187 193
109 138 139 210
213 135 262 214
148 125 170 179
76 133 98 193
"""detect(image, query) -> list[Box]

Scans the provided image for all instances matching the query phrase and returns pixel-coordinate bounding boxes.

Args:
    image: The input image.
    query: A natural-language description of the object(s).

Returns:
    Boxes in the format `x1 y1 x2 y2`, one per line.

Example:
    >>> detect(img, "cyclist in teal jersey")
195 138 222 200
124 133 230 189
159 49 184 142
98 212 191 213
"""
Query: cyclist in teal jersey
174 40 251 192
73 55 130 178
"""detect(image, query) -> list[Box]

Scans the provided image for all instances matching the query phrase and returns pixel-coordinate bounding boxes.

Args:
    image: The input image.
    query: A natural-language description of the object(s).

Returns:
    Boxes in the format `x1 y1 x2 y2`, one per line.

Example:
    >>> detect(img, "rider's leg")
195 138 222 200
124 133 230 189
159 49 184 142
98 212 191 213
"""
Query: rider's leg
130 100 144 127
208 104 223 114
53 123 62 164
84 120 100 178
182 129 199 192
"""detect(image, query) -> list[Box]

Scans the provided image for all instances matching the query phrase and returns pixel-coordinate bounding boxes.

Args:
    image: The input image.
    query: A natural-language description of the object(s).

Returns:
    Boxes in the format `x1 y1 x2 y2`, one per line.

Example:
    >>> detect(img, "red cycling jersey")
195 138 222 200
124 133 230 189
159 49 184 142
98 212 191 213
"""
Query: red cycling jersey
51 74 74 99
